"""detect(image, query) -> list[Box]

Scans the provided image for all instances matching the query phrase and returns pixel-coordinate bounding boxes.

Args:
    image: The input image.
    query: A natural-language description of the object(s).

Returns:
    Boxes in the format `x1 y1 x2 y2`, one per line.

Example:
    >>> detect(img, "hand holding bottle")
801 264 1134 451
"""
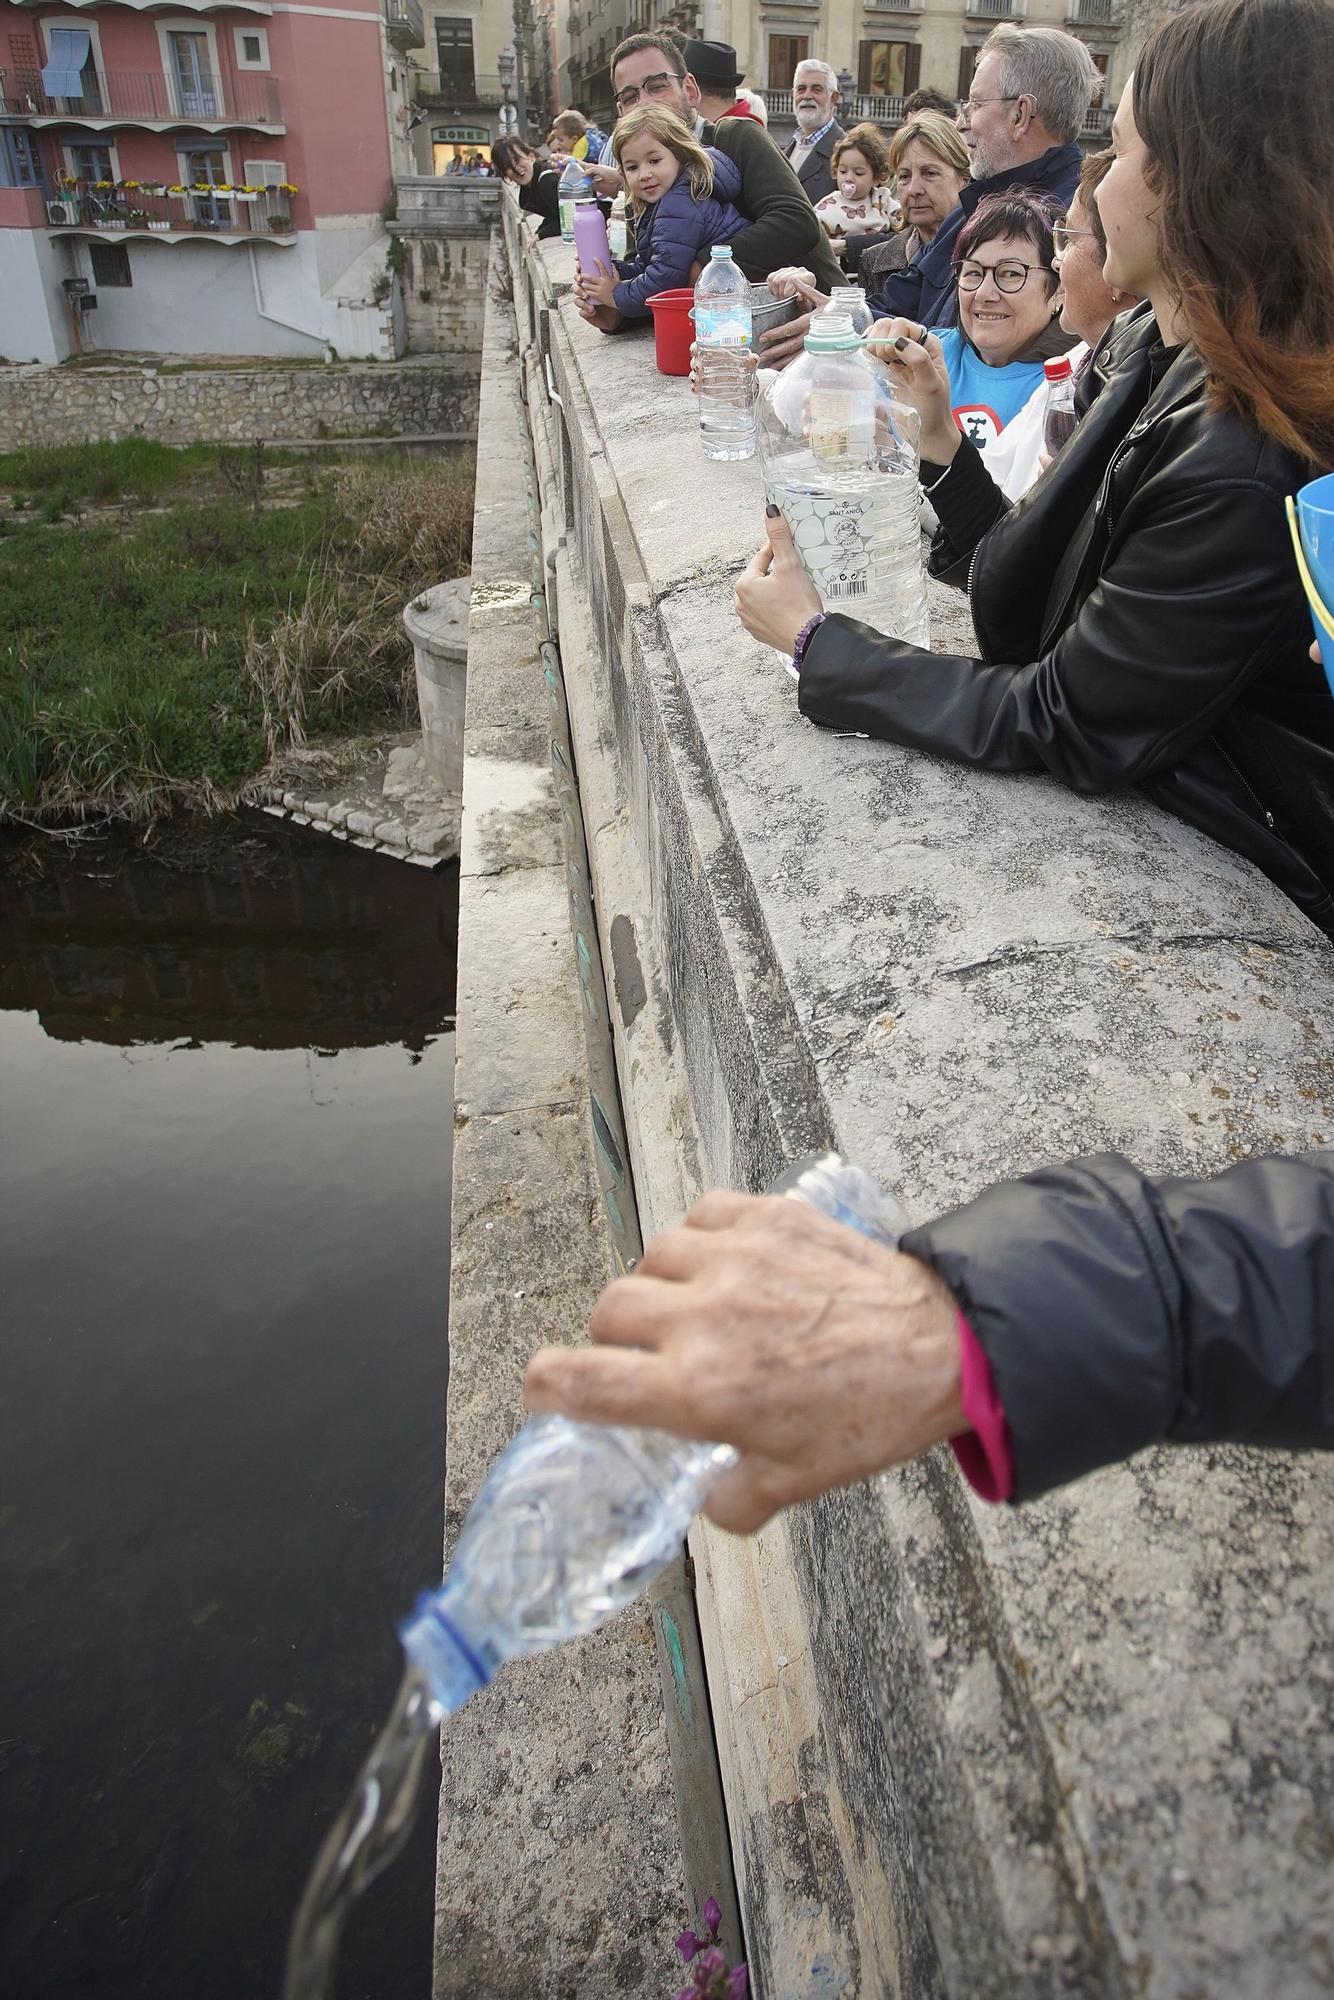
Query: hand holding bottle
524 1188 964 1535
865 319 958 465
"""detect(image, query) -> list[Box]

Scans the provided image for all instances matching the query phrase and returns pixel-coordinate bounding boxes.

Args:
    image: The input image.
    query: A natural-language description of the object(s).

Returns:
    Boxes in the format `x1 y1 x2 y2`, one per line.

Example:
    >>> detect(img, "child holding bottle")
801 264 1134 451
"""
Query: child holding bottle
573 105 748 324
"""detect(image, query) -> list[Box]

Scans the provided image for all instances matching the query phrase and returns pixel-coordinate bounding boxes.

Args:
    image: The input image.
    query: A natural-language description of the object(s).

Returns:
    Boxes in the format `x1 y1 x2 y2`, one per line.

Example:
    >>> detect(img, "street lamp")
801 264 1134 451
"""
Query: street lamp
498 42 517 135
836 66 855 111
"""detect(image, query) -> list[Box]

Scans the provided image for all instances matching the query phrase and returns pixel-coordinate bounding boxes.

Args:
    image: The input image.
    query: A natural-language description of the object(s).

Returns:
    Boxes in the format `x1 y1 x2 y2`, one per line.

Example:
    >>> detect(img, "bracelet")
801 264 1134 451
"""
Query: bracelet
792 612 826 676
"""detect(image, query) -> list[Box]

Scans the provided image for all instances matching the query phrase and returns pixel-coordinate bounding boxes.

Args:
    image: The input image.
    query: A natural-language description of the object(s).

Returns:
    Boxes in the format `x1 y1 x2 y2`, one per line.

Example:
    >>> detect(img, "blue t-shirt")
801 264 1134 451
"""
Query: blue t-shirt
937 326 1046 453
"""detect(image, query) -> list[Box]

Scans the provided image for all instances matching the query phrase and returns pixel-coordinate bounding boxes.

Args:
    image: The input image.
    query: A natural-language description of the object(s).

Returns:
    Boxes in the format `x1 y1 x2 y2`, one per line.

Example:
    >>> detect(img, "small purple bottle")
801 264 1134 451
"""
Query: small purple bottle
573 199 611 285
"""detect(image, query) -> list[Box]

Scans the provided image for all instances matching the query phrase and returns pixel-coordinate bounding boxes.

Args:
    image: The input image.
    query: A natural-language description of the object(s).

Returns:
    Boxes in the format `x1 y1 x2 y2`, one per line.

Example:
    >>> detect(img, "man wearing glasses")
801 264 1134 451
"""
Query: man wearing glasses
576 31 841 332
756 24 1097 370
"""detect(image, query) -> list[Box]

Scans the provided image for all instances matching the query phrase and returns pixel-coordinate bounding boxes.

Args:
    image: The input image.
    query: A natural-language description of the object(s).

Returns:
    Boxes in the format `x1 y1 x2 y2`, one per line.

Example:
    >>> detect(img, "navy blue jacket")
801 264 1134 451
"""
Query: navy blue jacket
612 151 747 318
867 143 1082 329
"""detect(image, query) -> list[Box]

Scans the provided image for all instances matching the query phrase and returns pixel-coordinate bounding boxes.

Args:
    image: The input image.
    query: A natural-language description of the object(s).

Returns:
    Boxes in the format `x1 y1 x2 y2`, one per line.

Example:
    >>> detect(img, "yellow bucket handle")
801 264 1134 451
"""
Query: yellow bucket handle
1286 495 1334 643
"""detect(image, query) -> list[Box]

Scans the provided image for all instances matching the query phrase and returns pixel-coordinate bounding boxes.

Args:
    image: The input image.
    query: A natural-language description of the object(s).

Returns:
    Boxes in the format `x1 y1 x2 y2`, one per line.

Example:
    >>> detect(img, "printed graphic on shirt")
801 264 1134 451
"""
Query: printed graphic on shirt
953 404 1004 448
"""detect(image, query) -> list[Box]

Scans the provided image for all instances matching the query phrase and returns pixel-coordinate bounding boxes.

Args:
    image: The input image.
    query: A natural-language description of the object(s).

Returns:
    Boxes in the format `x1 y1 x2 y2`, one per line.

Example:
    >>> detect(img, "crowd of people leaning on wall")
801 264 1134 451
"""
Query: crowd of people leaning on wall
501 0 1334 1523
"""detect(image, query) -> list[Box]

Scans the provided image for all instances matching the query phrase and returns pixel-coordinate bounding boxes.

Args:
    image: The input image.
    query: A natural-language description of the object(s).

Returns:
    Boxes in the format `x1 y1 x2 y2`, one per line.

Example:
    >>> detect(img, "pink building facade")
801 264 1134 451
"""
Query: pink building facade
0 0 418 359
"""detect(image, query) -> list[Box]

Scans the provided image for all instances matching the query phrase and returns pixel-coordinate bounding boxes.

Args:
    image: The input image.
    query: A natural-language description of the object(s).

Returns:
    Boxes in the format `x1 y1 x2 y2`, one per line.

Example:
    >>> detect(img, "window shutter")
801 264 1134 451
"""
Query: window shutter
957 45 978 100
244 157 286 187
905 43 921 94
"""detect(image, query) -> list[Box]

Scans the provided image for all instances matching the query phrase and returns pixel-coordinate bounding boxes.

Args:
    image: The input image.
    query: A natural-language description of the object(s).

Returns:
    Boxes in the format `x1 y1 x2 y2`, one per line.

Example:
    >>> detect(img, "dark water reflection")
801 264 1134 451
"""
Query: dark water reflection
0 816 457 2000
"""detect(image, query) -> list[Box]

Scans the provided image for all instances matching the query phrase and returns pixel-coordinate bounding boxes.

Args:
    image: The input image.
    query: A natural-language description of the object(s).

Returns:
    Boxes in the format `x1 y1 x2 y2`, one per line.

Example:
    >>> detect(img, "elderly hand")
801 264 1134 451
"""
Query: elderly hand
865 318 958 465
734 506 821 656
524 1190 965 1534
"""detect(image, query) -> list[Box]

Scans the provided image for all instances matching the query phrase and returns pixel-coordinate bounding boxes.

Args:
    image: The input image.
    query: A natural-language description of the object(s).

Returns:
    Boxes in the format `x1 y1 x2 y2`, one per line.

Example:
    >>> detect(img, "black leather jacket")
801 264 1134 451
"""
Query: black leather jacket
798 311 1334 934
904 1151 1334 1500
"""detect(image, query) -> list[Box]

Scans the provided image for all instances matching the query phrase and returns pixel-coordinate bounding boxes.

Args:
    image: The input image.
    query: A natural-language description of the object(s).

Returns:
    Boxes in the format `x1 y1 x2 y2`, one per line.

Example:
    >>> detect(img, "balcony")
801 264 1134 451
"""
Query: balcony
864 0 925 10
409 70 506 110
762 88 908 123
383 0 425 53
1080 103 1114 137
1067 0 1122 22
18 68 284 131
965 0 1027 15
44 183 297 240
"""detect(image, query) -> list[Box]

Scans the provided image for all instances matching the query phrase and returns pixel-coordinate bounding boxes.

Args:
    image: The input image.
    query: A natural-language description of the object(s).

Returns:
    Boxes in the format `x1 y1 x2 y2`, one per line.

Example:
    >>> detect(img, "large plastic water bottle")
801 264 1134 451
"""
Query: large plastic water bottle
758 313 929 647
398 1153 908 1716
693 243 756 463
557 156 593 244
824 285 873 336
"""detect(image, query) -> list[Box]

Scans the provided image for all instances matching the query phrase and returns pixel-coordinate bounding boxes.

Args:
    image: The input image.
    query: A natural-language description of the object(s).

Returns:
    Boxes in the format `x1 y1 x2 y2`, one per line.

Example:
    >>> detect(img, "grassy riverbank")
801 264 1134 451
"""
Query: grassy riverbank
0 439 473 821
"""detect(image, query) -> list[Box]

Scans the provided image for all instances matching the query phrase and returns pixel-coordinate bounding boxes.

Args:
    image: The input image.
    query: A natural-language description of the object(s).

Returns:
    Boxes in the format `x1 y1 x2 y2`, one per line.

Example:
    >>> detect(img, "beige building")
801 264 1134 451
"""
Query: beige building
563 0 1124 142
405 2 558 172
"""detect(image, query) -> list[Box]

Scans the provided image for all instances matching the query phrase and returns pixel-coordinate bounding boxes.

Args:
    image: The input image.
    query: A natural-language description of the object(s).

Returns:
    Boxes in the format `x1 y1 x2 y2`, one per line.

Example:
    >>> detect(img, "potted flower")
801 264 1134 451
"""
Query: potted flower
127 206 149 226
233 182 261 204
268 209 292 233
51 172 80 223
95 181 126 227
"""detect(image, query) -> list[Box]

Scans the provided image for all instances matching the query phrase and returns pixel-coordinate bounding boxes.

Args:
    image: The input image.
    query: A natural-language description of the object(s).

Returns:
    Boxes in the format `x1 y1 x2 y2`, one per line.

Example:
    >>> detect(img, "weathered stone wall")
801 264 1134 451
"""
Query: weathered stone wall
505 195 1334 2000
398 233 490 358
0 359 479 447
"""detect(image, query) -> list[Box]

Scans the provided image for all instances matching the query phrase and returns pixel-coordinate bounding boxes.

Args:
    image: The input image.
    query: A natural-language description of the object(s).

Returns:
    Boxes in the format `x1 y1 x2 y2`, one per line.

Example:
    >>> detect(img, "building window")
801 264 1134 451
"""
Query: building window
858 40 920 98
243 156 287 189
434 17 475 89
165 29 219 119
234 26 269 69
179 145 232 226
957 44 980 102
89 241 132 286
768 35 808 89
68 142 115 183
1 127 45 189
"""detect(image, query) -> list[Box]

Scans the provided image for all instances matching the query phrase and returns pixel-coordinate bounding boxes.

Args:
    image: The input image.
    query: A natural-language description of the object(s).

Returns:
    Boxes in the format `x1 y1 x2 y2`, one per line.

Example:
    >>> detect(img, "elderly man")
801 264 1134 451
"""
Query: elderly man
783 59 845 206
758 24 1095 366
578 29 841 332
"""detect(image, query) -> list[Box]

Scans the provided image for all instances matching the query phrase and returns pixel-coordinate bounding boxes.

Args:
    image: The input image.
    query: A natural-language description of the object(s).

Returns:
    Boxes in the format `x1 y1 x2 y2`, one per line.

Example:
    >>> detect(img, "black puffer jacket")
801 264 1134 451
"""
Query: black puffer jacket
797 311 1334 934
903 1151 1334 1500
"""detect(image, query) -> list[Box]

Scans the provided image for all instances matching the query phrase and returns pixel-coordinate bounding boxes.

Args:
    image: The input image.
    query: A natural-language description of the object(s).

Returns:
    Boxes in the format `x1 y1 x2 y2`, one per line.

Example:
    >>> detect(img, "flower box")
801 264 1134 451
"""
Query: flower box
148 219 172 231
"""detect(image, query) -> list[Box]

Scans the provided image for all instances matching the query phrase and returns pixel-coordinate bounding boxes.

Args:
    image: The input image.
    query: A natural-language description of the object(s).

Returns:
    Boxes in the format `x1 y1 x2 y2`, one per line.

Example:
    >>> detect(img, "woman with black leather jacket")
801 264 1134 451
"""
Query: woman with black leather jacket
734 0 1334 937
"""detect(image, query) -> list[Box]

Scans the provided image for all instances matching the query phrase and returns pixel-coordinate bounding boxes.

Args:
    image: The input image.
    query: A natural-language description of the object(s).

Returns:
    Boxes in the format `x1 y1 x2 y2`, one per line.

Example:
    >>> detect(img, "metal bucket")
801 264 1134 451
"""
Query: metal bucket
747 283 799 339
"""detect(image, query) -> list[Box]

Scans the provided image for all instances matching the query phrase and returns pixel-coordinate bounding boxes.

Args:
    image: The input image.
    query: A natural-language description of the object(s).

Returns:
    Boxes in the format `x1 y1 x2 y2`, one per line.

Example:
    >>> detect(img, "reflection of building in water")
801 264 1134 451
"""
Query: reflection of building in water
0 824 458 1051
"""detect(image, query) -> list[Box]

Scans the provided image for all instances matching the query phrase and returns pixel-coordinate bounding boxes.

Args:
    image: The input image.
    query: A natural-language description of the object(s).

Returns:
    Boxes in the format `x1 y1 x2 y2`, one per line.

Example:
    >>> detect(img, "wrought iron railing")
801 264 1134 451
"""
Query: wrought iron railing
410 69 507 108
17 66 282 123
45 185 296 234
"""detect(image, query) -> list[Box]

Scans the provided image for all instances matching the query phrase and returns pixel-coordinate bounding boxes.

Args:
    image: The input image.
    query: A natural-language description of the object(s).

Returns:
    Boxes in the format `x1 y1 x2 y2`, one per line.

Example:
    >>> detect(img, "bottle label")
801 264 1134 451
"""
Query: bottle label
558 198 575 238
767 486 875 603
808 389 875 467
694 305 751 349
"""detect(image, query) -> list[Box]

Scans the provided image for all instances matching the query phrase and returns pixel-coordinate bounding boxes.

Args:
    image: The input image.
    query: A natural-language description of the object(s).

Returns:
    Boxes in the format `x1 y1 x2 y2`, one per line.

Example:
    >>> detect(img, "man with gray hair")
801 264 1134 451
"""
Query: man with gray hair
783 59 845 206
759 23 1096 364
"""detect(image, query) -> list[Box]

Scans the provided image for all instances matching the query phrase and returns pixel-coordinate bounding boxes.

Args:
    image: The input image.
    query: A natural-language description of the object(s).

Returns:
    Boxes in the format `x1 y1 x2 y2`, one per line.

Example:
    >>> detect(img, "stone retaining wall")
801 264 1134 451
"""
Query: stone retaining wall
0 359 479 448
505 197 1334 1999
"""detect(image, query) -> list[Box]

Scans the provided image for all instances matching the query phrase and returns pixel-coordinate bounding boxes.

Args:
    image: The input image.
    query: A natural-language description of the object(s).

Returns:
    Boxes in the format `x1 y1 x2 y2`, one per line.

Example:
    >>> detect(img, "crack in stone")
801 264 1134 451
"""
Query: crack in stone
939 927 1324 984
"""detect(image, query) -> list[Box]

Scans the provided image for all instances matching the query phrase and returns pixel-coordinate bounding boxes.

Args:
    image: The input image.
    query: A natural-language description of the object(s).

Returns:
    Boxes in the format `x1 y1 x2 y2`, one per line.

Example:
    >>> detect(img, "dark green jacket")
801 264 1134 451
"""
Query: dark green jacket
703 116 842 293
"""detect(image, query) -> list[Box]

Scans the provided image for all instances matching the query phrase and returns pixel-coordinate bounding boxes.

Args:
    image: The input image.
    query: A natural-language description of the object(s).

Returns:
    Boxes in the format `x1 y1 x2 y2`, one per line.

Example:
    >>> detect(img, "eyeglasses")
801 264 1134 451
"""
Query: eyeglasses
956 93 1021 120
1052 223 1099 255
957 259 1042 293
613 70 679 110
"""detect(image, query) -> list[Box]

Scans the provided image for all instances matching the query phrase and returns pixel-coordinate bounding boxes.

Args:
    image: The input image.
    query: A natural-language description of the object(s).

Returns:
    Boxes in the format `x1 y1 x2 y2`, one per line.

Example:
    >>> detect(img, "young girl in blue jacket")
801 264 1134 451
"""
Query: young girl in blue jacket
574 106 748 323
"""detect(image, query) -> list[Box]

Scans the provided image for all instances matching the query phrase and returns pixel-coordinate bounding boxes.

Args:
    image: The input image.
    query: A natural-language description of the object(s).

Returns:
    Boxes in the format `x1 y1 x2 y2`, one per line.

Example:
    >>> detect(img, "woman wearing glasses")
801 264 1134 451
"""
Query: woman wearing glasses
929 190 1071 468
735 0 1334 934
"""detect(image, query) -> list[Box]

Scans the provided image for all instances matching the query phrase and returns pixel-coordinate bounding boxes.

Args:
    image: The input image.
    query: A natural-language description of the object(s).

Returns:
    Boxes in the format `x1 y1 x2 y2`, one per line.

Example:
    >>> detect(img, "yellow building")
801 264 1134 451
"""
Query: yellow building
406 3 558 172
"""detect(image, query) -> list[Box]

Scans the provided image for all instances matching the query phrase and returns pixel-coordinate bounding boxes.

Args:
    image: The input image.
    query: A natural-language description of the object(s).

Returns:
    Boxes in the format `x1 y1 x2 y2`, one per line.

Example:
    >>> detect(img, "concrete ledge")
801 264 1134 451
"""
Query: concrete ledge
508 202 1334 1998
436 232 685 1996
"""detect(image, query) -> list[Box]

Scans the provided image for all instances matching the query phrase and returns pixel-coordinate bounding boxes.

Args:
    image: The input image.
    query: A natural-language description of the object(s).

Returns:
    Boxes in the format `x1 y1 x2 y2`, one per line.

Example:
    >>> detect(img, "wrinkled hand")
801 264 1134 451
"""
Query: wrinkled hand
524 1191 965 1534
865 318 957 464
756 271 827 374
734 506 821 656
767 266 817 300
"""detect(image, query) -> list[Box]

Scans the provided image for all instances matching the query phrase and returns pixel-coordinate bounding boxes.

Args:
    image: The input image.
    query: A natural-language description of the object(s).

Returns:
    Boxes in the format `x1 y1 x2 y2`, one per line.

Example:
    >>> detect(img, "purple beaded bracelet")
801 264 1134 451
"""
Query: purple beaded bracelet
792 612 826 677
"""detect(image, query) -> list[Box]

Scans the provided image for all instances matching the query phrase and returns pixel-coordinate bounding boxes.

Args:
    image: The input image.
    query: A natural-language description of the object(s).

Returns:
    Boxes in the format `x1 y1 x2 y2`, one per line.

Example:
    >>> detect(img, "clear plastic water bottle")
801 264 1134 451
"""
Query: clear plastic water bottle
1041 354 1078 459
398 1153 908 1716
823 285 873 336
607 189 629 262
693 243 756 463
557 156 593 244
758 314 929 647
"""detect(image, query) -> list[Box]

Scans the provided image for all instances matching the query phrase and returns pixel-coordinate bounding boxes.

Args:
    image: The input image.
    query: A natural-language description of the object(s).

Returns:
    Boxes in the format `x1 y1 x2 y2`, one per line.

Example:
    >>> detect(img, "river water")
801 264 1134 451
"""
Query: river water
0 815 458 2000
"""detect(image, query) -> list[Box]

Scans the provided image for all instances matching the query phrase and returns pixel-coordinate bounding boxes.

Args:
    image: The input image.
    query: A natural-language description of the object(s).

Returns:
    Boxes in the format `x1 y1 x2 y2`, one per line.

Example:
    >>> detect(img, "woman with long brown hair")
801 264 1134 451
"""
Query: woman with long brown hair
735 0 1334 933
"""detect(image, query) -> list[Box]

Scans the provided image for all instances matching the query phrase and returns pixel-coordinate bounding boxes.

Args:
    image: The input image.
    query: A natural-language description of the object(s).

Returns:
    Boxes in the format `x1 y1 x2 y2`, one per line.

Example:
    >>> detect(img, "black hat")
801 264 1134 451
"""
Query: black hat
682 39 745 93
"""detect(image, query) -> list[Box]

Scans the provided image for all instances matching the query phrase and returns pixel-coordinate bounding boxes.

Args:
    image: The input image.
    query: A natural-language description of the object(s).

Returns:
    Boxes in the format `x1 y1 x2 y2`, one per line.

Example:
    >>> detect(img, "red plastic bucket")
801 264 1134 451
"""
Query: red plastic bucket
646 288 694 376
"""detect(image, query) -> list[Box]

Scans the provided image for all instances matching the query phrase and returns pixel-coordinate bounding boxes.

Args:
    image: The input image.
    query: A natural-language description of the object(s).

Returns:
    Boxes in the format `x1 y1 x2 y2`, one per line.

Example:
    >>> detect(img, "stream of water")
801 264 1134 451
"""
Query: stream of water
0 814 458 2000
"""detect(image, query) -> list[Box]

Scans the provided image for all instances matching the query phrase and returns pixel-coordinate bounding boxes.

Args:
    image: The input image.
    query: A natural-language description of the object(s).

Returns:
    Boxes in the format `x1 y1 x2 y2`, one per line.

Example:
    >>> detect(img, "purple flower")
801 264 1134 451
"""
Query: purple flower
675 1930 700 1963
695 1946 727 1983
727 1966 750 2000
702 1896 722 1934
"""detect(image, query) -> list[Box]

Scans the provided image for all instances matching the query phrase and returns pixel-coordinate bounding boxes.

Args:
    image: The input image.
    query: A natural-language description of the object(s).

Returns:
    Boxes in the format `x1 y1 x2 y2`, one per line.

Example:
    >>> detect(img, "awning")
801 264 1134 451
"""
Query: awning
40 27 91 98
